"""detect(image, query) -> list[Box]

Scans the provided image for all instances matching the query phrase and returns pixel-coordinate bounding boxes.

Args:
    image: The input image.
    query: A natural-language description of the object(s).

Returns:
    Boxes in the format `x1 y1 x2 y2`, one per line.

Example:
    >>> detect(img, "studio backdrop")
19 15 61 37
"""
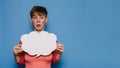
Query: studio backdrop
0 0 120 68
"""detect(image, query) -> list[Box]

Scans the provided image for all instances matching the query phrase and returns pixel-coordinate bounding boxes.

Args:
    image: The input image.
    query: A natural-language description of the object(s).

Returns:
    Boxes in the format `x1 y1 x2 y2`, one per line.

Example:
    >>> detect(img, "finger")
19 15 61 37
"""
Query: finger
57 44 63 47
57 49 64 52
16 49 23 53
57 47 64 51
15 46 22 50
57 44 63 48
57 46 64 49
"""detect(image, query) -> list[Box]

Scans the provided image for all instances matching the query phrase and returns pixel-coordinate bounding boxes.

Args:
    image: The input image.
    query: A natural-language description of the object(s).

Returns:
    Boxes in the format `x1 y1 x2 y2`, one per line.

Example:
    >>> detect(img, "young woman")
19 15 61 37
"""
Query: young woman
13 6 64 68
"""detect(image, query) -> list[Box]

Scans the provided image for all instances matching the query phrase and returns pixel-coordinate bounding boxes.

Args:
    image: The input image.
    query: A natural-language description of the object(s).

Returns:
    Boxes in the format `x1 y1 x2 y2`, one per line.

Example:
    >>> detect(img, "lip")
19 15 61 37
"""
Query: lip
36 24 41 27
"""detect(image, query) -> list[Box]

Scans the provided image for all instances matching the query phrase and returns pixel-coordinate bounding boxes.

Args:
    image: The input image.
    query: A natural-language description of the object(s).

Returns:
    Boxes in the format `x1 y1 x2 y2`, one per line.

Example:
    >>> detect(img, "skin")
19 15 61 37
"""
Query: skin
13 12 64 63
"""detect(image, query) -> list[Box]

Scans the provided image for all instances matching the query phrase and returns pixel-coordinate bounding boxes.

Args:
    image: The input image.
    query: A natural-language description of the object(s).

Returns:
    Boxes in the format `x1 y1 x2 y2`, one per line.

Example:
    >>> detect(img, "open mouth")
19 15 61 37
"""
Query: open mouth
36 24 41 27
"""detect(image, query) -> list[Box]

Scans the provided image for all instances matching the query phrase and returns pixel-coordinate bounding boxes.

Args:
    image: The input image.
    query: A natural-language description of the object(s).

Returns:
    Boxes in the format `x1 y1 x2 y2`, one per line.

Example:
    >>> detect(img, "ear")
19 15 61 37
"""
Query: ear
30 19 33 24
45 17 48 24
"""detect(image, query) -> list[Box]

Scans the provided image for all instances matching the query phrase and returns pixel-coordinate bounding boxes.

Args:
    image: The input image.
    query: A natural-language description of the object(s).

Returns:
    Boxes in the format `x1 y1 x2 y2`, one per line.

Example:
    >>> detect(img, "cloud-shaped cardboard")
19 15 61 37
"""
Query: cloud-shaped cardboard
20 31 57 56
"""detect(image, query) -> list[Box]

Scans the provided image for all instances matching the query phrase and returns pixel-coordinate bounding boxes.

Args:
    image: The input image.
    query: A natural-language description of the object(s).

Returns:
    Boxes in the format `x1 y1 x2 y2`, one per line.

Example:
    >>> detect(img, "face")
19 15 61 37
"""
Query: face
31 12 48 32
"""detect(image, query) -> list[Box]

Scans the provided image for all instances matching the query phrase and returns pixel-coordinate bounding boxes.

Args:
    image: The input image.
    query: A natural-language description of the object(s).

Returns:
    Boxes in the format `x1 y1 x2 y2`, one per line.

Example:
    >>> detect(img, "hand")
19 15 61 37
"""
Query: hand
56 43 64 53
13 45 23 56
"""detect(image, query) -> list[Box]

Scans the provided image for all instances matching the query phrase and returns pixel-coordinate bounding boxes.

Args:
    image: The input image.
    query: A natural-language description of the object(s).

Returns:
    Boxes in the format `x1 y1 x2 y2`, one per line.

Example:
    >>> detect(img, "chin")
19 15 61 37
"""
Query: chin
34 28 42 31
36 29 42 31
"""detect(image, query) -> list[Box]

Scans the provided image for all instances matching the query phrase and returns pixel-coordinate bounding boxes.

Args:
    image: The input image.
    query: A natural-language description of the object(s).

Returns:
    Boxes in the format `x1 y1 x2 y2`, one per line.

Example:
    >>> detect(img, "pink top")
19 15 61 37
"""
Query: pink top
17 41 60 68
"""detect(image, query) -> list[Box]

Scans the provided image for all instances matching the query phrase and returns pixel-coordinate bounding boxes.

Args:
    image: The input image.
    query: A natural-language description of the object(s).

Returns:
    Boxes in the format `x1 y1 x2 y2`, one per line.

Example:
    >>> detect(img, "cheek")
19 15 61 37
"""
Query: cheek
41 20 46 24
32 19 37 22
32 20 37 24
32 22 36 27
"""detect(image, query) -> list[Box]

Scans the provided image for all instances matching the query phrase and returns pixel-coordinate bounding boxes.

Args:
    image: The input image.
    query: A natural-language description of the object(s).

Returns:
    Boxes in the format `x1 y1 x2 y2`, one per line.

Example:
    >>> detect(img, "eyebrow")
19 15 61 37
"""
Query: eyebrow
37 13 45 16
32 12 46 18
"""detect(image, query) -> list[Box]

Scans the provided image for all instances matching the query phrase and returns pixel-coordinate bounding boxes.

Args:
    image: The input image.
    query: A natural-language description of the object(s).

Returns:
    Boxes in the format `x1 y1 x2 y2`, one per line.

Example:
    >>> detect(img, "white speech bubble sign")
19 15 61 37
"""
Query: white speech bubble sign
21 31 57 56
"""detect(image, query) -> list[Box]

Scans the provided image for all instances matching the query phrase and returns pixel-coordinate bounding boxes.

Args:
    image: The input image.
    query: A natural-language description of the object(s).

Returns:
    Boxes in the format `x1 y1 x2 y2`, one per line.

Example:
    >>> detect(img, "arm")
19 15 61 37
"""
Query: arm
52 43 64 63
13 42 25 64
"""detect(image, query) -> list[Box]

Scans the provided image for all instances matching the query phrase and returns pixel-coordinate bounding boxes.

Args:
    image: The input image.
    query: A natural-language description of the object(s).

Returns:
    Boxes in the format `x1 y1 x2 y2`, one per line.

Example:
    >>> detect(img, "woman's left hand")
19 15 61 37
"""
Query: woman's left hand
56 43 64 53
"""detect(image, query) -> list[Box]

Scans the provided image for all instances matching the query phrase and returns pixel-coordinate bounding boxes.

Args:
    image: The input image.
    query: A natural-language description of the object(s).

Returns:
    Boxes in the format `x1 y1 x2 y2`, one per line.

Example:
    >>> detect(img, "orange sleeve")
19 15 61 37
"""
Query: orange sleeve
17 52 25 65
51 49 60 63
16 41 25 65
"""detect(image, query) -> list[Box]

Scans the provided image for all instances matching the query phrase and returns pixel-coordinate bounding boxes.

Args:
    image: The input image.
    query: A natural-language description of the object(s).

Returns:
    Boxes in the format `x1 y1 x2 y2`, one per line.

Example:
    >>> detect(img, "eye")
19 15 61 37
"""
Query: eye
32 16 37 19
40 16 44 19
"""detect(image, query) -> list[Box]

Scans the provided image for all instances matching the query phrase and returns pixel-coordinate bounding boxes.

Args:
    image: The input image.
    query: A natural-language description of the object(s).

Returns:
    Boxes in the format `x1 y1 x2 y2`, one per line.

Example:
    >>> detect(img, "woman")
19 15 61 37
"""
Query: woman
13 6 64 68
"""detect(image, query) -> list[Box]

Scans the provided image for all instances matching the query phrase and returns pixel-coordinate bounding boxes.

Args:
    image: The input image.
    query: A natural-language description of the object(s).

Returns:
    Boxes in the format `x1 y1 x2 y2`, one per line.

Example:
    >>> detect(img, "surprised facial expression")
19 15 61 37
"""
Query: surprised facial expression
31 12 48 32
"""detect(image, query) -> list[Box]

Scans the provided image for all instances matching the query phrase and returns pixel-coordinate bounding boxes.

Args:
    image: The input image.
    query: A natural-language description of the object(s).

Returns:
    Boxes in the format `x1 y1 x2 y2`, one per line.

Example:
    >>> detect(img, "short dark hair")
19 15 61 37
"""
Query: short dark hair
30 6 48 18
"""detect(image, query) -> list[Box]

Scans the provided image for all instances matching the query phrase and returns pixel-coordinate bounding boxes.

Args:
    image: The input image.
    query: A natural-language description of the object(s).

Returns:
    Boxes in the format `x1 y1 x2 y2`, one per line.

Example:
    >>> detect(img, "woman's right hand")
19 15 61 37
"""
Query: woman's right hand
13 45 23 56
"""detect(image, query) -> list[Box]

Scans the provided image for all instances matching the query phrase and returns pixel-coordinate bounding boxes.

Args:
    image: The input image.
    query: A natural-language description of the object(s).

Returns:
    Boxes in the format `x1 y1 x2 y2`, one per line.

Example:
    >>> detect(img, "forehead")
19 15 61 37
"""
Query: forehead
33 12 46 16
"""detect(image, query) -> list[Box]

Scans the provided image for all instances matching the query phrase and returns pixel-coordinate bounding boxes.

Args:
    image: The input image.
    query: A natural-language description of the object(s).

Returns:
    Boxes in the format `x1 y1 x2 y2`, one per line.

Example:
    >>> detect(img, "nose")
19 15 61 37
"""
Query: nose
37 18 40 23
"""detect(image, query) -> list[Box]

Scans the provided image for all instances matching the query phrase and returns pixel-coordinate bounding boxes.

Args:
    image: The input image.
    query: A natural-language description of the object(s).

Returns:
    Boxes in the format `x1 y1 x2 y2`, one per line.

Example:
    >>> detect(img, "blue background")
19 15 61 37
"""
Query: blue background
0 0 120 68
